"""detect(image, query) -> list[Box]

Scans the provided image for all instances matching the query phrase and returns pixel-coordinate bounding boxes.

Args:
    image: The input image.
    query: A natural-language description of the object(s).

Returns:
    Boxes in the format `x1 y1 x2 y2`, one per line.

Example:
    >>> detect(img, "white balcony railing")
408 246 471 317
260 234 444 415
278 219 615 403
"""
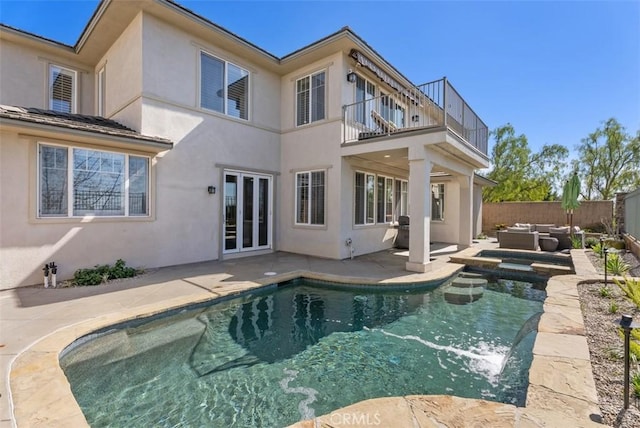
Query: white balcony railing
342 78 488 156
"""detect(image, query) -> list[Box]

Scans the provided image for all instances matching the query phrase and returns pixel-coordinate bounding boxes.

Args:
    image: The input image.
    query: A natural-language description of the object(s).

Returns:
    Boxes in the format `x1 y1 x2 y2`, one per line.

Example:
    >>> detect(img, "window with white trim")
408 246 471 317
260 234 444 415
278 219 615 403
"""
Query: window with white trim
355 172 409 225
354 171 376 225
380 92 406 128
431 183 445 221
49 65 76 113
296 71 325 126
38 144 149 217
200 51 249 120
376 175 394 223
295 170 325 225
97 66 105 116
355 75 376 127
394 179 408 217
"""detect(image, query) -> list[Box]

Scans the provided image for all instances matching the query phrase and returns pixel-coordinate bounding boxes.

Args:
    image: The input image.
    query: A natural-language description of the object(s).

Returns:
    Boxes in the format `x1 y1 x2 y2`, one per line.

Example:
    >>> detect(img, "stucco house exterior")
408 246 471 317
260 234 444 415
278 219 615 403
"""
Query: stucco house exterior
0 0 490 290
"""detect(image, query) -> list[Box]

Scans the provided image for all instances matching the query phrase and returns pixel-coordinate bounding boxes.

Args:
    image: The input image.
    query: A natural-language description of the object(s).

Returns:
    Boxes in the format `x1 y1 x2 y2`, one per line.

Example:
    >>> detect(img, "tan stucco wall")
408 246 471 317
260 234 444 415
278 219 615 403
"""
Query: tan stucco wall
97 12 144 125
0 40 93 114
0 130 166 289
140 14 281 131
430 178 460 244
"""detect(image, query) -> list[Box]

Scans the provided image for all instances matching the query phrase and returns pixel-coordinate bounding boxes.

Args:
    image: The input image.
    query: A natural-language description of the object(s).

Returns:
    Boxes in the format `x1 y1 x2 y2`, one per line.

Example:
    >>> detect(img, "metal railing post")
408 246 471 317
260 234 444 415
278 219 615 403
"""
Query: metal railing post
442 77 447 128
342 105 346 144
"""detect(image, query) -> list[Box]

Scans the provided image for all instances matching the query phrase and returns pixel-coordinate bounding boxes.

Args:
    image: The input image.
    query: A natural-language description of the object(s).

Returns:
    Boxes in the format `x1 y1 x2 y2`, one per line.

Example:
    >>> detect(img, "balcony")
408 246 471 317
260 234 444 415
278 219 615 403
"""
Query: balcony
342 78 488 156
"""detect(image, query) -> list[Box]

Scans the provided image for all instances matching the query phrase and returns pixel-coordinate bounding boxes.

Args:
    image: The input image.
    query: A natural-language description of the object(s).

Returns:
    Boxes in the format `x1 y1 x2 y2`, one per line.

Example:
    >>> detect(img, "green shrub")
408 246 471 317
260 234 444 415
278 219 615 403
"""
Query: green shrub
571 235 583 249
585 237 600 249
606 253 630 276
609 301 619 313
599 286 611 298
592 242 604 258
633 371 640 398
615 277 640 309
582 223 607 234
72 259 139 286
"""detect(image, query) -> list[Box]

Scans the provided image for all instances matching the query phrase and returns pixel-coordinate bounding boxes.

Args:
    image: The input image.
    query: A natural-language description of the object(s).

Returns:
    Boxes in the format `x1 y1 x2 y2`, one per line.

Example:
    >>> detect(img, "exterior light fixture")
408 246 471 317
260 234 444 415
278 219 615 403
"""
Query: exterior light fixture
617 314 640 409
346 69 357 83
207 186 216 194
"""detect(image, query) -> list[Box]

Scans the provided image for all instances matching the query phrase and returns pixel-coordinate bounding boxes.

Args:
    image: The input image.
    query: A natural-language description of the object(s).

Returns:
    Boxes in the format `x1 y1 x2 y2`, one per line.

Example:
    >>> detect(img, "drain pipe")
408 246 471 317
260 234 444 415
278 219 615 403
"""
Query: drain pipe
50 262 58 288
43 264 50 288
345 238 354 260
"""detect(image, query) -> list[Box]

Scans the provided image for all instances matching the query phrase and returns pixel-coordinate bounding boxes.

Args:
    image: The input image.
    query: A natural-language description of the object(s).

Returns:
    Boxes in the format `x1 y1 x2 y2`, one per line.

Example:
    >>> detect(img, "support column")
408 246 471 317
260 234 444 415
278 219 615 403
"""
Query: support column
458 174 473 247
406 147 432 272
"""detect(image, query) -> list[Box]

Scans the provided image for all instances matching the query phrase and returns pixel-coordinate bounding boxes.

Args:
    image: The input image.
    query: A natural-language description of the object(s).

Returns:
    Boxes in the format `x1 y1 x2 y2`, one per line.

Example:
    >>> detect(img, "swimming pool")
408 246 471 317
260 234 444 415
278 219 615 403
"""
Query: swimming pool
60 276 544 427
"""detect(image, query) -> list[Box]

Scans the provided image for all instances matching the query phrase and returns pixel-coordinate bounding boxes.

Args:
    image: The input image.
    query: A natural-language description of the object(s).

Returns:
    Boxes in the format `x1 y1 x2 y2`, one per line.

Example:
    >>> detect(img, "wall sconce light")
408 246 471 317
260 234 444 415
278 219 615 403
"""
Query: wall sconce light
346 69 357 83
207 186 216 194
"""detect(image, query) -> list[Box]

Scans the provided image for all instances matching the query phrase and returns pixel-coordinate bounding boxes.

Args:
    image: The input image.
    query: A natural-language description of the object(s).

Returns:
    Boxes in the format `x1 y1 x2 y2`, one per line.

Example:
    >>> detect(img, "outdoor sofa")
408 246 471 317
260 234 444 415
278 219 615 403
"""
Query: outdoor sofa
497 227 539 251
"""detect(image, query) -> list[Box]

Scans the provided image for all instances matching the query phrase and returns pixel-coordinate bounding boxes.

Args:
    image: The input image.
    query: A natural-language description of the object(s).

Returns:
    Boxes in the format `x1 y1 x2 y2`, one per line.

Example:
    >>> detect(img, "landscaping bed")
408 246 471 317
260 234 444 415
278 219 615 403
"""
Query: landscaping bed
579 249 640 427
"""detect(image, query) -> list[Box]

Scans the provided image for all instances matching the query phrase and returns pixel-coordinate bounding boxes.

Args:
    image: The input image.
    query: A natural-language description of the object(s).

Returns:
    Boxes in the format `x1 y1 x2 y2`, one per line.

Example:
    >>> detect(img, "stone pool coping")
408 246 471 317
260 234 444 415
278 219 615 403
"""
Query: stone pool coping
9 249 605 427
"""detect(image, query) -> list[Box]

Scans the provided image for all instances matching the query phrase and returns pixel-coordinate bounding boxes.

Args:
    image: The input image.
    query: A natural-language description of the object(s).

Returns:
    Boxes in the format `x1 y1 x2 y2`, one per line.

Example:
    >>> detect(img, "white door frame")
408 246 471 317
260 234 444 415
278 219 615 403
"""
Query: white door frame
223 169 273 254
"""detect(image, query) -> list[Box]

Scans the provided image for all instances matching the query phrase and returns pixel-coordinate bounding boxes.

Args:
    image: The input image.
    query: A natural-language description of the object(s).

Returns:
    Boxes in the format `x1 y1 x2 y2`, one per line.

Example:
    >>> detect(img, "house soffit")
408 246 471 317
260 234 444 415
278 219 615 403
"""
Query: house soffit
2 0 421 87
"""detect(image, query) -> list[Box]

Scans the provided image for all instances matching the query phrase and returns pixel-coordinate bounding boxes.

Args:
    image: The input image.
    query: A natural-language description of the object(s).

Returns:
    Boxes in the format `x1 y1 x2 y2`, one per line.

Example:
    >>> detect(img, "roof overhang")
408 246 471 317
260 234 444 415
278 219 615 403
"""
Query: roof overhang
0 117 173 153
473 173 497 187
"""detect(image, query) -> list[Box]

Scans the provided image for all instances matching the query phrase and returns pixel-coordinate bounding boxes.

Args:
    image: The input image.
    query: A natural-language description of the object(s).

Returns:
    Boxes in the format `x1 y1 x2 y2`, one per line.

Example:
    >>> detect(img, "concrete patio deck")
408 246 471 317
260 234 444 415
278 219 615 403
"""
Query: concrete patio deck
1 240 606 427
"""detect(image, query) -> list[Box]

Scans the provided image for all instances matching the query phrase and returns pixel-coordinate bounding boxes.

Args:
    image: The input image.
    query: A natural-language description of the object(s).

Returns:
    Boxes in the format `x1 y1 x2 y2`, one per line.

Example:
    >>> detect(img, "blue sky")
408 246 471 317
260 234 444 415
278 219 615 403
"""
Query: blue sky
1 0 638 156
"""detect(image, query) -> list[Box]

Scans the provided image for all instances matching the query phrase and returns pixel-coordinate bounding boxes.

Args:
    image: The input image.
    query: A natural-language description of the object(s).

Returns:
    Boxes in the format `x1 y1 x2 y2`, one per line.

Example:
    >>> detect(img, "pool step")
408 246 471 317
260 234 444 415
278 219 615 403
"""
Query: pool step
458 272 484 279
444 277 487 305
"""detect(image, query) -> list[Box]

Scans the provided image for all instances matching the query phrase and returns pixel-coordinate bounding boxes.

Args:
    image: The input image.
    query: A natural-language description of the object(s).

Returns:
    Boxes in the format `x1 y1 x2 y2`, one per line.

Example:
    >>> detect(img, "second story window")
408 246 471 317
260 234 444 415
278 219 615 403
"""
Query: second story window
49 65 76 113
200 52 249 120
296 71 325 126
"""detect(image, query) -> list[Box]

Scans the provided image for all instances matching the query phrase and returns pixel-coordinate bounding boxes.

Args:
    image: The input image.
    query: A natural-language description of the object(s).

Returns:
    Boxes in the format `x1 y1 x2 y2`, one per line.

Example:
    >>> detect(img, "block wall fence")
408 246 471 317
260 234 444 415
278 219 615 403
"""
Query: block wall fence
482 201 613 234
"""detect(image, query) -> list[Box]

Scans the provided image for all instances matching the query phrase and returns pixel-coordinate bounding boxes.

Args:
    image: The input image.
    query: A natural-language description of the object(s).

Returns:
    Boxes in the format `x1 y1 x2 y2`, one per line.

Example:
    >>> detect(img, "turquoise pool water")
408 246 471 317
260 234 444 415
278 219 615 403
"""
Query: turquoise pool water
61 277 544 427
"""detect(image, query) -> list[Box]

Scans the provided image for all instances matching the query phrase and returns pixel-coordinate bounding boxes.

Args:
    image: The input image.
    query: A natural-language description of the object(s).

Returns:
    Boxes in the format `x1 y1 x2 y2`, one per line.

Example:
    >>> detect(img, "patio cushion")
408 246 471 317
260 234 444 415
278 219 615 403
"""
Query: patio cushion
534 224 556 233
549 226 570 234
507 226 530 233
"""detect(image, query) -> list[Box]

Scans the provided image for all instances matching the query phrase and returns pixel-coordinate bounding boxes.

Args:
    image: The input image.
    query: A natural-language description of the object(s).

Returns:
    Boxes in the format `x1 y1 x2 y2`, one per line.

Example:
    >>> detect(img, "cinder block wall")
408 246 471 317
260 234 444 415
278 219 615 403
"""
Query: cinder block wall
482 201 613 234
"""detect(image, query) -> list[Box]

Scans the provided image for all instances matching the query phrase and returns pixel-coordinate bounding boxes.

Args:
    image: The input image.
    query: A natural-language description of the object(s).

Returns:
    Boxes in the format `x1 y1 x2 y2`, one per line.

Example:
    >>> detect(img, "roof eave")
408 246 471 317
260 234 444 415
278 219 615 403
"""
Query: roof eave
0 117 173 152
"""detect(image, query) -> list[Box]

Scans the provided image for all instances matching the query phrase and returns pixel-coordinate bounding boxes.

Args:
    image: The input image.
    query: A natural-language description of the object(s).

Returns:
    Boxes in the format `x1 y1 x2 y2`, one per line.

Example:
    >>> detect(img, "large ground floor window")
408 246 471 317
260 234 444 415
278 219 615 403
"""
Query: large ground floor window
354 172 408 225
38 143 149 217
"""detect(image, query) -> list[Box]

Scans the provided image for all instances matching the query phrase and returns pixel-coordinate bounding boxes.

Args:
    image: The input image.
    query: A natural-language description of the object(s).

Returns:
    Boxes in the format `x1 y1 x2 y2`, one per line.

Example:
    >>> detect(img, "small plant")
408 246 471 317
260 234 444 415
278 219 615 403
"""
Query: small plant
605 347 622 360
599 285 611 298
592 242 604 258
495 223 507 231
72 259 139 286
605 253 630 276
632 371 640 398
476 233 487 239
571 235 583 249
585 237 600 249
609 301 618 313
615 276 640 309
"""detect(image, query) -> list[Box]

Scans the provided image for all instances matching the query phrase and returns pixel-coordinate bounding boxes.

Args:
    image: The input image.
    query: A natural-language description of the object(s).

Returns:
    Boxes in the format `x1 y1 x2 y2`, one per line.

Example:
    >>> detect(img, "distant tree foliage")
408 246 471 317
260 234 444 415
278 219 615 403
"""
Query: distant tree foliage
572 118 640 200
483 124 569 202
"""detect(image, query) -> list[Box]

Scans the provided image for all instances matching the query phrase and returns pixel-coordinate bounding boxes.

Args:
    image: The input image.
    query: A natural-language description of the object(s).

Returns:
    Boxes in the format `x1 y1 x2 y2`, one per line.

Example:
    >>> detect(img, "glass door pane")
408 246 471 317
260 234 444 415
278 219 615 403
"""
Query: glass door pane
224 174 238 251
258 177 269 246
242 176 254 249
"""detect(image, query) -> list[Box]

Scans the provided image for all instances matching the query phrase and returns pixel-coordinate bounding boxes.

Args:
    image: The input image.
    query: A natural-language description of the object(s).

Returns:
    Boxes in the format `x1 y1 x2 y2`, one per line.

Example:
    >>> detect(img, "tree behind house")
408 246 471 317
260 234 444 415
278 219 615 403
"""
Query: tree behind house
573 118 640 200
483 124 569 202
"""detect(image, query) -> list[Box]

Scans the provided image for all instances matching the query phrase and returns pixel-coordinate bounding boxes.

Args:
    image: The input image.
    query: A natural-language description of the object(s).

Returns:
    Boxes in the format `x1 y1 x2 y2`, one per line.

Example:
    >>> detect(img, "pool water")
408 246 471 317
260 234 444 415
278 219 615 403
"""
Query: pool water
61 278 545 427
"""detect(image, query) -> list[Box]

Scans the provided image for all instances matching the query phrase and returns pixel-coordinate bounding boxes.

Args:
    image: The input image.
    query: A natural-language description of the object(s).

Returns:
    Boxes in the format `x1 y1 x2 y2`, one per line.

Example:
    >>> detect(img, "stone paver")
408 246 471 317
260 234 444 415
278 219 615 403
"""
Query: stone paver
2 242 608 427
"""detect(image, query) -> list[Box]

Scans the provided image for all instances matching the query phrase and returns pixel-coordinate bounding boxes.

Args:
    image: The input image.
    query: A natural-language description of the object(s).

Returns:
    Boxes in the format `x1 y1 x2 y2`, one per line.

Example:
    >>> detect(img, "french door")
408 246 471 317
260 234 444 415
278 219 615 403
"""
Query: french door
223 171 272 254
